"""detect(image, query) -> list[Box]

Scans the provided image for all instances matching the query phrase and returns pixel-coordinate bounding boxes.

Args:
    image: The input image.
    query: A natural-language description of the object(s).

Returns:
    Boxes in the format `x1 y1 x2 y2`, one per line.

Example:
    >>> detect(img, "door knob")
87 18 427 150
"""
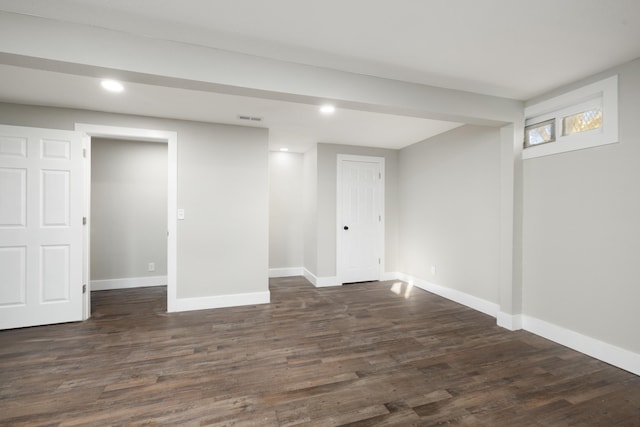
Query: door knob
343 226 349 230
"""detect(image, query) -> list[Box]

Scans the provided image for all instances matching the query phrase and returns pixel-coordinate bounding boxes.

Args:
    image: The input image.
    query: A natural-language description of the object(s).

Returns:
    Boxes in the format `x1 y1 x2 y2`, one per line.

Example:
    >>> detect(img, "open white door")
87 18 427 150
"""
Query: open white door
337 155 384 284
0 124 84 329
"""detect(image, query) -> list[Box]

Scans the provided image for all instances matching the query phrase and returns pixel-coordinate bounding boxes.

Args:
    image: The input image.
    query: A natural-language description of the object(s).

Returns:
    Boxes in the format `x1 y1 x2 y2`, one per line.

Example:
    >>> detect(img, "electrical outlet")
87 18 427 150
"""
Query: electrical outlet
148 262 155 272
431 265 436 275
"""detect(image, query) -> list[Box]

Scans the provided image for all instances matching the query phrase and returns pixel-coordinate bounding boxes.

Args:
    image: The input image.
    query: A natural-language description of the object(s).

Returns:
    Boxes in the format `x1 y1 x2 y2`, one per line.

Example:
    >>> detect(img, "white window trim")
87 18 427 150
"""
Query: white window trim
523 75 618 160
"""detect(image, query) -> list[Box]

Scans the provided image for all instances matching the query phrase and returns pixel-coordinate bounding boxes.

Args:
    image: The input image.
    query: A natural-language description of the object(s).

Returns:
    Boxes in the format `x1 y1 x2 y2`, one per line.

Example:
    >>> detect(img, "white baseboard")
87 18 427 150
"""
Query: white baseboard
316 276 340 287
302 268 315 285
367 271 640 376
303 269 340 287
303 270 399 287
172 291 270 313
497 311 523 331
523 315 640 376
91 276 167 291
269 267 304 278
396 272 499 317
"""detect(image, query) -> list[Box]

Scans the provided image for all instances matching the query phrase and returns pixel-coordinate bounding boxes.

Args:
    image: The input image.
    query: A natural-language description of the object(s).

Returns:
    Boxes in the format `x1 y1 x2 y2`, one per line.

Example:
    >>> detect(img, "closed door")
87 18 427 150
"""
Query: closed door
0 124 84 329
337 156 383 283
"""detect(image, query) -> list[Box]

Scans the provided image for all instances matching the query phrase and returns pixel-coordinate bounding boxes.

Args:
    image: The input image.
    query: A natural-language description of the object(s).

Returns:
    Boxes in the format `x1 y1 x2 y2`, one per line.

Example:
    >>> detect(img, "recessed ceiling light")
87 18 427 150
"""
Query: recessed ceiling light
101 79 124 93
280 148 289 152
320 105 335 114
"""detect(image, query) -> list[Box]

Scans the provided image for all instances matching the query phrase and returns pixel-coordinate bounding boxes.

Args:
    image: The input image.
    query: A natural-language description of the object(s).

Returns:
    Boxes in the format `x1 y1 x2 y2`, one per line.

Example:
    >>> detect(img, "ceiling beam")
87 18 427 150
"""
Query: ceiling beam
0 11 522 126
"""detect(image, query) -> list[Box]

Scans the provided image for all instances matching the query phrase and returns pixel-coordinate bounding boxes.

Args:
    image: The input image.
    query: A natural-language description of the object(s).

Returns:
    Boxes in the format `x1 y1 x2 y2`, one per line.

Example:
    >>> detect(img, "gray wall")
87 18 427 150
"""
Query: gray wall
522 58 640 353
398 125 502 304
91 138 167 280
315 143 399 278
0 102 269 300
269 151 304 269
303 146 318 275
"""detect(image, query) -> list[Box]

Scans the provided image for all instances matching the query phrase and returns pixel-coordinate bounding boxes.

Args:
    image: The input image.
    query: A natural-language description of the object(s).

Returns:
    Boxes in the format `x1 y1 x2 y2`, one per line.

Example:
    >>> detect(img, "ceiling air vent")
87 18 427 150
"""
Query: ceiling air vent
238 115 262 122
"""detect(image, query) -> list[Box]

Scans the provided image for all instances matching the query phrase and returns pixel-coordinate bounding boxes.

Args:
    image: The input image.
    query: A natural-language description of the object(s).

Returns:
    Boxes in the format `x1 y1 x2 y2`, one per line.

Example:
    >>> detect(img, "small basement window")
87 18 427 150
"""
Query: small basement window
524 119 555 147
562 108 602 136
523 75 618 159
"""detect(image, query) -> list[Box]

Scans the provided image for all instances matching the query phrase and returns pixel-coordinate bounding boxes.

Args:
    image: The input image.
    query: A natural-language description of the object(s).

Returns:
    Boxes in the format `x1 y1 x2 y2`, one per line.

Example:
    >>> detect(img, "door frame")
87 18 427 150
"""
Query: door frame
336 154 385 284
75 123 178 317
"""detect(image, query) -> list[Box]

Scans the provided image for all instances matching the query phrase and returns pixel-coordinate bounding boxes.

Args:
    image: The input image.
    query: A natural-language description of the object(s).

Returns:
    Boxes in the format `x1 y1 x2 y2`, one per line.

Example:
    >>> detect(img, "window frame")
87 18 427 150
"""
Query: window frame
524 118 556 148
523 75 618 160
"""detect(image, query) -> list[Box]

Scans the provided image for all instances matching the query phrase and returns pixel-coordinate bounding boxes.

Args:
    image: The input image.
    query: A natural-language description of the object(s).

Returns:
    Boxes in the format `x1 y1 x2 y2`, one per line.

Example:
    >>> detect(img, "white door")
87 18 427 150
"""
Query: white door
337 156 384 284
0 124 84 329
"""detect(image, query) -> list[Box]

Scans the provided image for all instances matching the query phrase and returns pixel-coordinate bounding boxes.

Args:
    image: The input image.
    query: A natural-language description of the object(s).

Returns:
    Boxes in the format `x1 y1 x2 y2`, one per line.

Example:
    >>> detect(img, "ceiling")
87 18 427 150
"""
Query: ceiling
0 63 462 152
1 0 639 152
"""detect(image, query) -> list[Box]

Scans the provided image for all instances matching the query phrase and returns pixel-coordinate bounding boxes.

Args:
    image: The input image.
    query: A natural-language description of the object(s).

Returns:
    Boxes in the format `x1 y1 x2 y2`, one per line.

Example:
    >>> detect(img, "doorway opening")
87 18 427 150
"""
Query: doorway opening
90 137 167 315
75 124 177 318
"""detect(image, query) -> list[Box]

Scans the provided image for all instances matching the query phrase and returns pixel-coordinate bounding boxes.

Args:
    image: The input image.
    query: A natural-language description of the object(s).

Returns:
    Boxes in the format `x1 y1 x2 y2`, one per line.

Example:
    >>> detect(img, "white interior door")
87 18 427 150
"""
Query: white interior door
337 155 384 284
0 124 84 329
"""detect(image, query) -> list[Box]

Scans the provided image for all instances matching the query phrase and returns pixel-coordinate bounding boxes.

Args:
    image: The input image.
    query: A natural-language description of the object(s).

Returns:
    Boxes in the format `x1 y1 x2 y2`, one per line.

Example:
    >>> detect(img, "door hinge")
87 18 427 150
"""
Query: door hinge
82 284 87 294
379 172 381 179
83 148 87 158
82 217 87 225
379 215 381 221
378 258 381 265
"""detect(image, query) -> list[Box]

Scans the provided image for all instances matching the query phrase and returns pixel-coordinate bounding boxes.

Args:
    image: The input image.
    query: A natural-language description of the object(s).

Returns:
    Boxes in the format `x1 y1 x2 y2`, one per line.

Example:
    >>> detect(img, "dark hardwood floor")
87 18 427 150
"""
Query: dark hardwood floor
1 277 639 426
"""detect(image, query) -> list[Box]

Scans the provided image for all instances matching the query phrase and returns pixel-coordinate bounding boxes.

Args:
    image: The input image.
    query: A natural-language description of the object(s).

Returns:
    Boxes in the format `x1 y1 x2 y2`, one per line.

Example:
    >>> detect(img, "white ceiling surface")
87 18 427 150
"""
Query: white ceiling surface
0 64 462 152
2 0 640 99
1 0 640 151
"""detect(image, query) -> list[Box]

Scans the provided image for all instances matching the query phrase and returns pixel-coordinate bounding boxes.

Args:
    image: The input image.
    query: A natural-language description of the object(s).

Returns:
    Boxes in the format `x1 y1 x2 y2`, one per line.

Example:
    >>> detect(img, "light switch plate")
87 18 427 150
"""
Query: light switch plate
177 209 185 220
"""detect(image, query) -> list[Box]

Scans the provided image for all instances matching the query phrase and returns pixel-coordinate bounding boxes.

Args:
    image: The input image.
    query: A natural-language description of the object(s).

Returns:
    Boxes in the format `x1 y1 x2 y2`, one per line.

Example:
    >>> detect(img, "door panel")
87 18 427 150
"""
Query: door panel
0 124 83 330
0 246 26 305
0 135 27 157
41 245 71 302
41 169 70 226
0 167 26 226
338 158 383 283
41 138 70 160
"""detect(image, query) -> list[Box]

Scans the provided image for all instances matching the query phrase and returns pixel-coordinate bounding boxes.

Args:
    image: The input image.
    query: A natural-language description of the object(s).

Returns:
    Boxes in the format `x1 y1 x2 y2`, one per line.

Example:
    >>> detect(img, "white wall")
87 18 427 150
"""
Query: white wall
523 58 640 354
398 125 502 304
91 138 167 281
0 102 269 304
269 151 304 270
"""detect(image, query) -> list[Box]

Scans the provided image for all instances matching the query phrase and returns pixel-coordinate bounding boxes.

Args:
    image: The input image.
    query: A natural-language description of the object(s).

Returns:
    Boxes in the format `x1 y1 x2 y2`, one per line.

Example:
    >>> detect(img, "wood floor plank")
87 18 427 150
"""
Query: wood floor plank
1 278 640 426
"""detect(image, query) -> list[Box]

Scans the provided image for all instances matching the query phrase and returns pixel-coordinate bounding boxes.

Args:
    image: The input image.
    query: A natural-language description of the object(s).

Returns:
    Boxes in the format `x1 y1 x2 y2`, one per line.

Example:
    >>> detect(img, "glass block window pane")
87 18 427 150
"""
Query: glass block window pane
562 108 602 136
524 119 555 148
